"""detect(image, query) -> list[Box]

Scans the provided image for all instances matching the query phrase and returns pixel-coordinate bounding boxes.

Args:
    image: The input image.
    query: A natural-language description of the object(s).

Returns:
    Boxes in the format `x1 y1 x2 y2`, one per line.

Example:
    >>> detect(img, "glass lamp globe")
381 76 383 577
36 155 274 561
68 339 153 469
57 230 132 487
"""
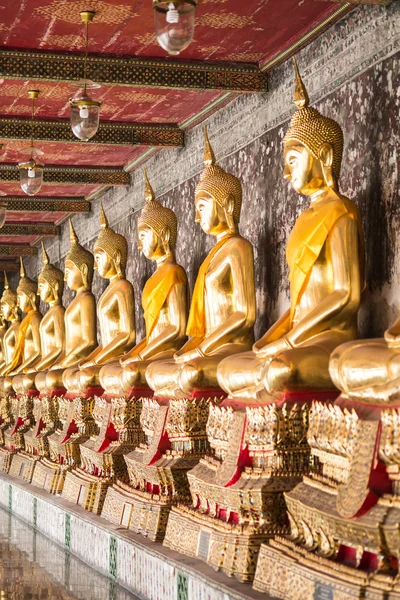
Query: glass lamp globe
70 92 101 141
0 201 7 229
18 157 44 196
153 0 196 55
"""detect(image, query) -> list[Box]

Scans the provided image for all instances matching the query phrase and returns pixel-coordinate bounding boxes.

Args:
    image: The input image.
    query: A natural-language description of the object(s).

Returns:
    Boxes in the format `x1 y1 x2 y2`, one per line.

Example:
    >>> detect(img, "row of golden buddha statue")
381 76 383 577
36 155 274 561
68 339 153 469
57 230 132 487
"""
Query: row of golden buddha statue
0 58 398 596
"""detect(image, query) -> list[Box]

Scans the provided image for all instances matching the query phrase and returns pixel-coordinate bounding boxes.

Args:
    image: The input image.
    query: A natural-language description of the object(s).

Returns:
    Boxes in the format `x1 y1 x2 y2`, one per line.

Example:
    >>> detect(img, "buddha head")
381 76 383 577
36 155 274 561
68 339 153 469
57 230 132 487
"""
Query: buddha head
137 169 177 261
283 57 344 196
195 125 242 236
93 201 128 279
17 257 38 313
1 272 19 322
38 242 64 305
65 220 94 292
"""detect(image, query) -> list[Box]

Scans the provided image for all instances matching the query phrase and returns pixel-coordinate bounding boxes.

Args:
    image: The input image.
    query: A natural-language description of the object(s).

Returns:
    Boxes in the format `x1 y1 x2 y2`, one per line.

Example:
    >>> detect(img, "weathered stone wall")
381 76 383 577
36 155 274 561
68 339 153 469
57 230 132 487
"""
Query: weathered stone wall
12 2 400 343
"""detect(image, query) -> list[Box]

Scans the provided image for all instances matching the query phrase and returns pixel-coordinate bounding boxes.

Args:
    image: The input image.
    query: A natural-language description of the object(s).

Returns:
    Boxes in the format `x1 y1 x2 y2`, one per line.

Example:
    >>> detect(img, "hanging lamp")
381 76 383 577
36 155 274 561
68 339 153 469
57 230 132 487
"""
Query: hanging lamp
18 90 44 197
69 11 102 142
153 0 197 55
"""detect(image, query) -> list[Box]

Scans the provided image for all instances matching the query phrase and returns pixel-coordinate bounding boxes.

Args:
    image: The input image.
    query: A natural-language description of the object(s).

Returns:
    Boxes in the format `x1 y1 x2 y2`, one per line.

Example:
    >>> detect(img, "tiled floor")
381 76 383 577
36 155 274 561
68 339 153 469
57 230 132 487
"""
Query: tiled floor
0 506 139 600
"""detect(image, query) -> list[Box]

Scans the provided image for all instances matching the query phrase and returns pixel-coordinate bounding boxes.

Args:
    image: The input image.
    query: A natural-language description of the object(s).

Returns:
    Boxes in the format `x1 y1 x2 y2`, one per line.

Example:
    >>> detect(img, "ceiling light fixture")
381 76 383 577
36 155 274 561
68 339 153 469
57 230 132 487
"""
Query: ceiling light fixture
18 90 44 197
69 10 102 141
153 0 197 56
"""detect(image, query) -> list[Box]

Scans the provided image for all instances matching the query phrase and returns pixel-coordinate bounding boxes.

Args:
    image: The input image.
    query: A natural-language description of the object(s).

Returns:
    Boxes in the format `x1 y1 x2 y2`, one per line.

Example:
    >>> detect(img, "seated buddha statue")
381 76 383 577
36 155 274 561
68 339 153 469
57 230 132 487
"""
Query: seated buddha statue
146 126 256 400
217 59 365 402
63 202 135 396
45 220 97 393
9 259 43 391
99 169 188 397
0 274 21 394
329 319 400 405
13 244 66 395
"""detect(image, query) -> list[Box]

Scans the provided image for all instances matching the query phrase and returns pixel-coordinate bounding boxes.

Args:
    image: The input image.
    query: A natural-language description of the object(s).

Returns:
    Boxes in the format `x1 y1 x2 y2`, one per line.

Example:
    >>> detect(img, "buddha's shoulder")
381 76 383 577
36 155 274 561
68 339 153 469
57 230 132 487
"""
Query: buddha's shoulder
224 235 253 253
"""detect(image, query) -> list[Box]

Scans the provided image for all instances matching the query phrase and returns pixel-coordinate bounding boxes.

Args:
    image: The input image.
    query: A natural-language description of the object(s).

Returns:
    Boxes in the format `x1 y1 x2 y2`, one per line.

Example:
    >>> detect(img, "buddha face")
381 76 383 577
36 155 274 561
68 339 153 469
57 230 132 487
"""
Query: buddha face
195 191 229 236
94 248 116 279
284 141 325 196
64 260 84 291
1 301 12 321
138 224 162 260
17 291 32 313
38 277 54 304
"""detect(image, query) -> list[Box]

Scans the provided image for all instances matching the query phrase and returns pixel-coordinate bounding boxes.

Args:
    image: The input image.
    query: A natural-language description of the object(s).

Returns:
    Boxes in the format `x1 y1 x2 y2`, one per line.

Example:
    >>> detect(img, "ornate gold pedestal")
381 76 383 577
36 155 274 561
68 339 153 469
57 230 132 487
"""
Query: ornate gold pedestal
31 390 97 494
0 393 14 447
101 391 223 541
163 393 336 583
61 391 146 514
0 393 35 477
11 392 62 485
253 398 400 598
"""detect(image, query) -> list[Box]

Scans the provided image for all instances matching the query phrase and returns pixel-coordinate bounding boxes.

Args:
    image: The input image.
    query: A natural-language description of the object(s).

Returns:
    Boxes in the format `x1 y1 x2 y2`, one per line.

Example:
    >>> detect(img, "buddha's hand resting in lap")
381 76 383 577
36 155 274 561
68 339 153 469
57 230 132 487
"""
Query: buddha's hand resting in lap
253 337 291 359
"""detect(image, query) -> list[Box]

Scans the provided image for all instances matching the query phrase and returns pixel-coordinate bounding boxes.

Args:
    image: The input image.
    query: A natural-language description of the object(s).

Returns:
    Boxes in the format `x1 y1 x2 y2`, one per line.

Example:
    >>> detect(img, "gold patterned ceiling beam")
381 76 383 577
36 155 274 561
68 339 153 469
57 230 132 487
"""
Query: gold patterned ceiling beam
0 245 36 256
315 0 389 3
3 196 90 213
0 49 267 93
0 117 183 147
0 165 130 186
0 261 18 272
0 223 59 236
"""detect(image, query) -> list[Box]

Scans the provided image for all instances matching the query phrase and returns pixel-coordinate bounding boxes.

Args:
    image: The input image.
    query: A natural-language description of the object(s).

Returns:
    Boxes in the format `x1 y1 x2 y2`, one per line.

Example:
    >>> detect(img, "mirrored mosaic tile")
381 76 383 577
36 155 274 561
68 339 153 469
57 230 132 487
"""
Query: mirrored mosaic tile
0 506 139 600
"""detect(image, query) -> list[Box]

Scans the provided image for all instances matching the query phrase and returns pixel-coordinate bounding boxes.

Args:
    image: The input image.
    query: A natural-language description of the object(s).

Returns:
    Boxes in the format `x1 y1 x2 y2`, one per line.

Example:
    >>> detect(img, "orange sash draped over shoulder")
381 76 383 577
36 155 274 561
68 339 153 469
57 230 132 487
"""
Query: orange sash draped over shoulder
186 234 237 338
143 262 187 339
6 310 40 374
286 190 364 324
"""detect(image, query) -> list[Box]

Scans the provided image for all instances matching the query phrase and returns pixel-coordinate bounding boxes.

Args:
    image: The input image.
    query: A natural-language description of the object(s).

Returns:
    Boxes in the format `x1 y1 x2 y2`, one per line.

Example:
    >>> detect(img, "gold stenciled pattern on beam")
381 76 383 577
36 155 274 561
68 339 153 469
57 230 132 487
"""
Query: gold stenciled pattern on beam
0 223 60 236
3 197 89 213
196 12 255 28
0 117 183 147
0 165 130 186
35 0 136 25
0 262 19 271
0 50 268 93
0 245 36 256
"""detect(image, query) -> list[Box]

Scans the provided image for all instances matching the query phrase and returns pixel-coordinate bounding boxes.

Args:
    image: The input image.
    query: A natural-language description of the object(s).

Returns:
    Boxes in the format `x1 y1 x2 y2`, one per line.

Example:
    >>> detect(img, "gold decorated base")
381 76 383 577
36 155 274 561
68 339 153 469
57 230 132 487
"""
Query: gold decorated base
253 538 400 599
162 399 312 582
8 451 40 483
101 481 171 542
62 468 112 514
100 394 217 540
31 457 70 494
165 506 271 582
0 446 16 473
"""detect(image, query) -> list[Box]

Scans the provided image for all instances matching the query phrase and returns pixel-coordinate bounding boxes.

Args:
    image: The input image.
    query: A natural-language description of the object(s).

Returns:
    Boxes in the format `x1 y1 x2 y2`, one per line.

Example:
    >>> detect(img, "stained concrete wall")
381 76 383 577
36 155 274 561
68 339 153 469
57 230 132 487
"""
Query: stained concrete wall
11 2 400 342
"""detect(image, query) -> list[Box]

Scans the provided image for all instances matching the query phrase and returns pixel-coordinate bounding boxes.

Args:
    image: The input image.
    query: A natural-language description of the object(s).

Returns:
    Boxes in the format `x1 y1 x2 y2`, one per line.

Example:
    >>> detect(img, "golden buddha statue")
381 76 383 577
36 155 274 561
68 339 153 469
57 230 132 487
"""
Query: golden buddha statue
62 203 135 396
45 220 97 393
12 244 66 395
146 126 256 399
100 169 188 397
9 259 42 383
217 58 364 402
0 274 20 392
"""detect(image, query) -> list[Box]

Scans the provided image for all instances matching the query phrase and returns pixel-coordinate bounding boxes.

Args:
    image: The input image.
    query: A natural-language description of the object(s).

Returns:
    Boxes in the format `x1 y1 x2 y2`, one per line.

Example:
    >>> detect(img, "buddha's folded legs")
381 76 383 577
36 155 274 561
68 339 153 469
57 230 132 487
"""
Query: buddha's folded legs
120 361 150 392
45 369 65 393
99 362 123 395
3 377 14 394
34 371 48 395
12 374 25 395
62 367 81 395
79 366 101 393
329 338 400 400
217 351 264 398
177 355 224 396
146 359 178 397
21 372 37 393
262 345 334 394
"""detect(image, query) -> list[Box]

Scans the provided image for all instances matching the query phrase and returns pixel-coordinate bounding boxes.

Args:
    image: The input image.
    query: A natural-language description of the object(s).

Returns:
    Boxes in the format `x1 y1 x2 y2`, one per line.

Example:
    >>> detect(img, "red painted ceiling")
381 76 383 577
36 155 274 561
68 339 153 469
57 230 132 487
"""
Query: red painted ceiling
0 0 346 256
